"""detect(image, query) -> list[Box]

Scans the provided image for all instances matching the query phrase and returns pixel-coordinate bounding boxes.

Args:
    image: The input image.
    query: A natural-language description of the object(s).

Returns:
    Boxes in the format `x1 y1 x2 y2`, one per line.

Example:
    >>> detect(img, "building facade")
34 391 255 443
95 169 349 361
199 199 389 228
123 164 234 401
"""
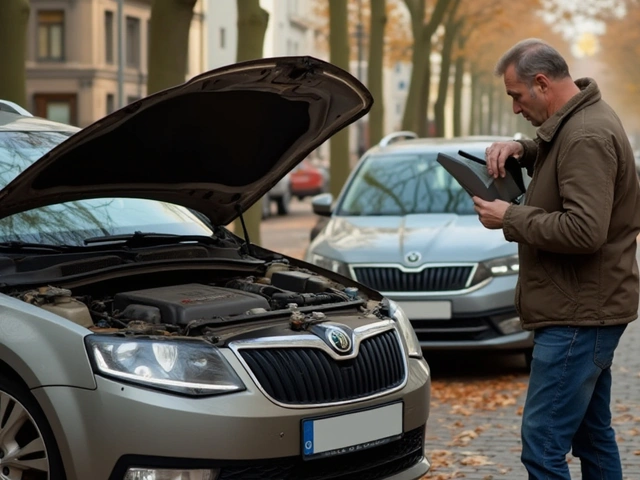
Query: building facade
25 0 205 127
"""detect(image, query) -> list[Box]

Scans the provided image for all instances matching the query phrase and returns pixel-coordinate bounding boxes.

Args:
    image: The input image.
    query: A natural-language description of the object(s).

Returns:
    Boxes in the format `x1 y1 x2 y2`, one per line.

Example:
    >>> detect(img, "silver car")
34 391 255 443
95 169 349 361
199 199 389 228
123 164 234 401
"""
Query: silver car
0 57 430 480
306 133 534 363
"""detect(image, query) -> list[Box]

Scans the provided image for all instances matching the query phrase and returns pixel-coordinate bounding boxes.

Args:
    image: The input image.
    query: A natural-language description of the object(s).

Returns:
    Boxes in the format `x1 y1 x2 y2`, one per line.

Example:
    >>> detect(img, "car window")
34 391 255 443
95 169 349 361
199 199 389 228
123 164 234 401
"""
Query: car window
337 152 477 216
0 130 213 245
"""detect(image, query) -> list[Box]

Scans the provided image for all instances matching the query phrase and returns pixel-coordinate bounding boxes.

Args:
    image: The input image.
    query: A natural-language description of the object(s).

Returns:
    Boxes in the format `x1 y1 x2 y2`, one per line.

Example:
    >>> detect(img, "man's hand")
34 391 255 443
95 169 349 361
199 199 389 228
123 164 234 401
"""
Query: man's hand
485 141 523 178
472 196 510 229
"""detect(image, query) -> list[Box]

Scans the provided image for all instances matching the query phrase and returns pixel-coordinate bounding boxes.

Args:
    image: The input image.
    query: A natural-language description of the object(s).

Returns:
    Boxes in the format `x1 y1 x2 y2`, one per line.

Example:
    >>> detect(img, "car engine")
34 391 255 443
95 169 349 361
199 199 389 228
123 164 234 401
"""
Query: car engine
14 260 372 339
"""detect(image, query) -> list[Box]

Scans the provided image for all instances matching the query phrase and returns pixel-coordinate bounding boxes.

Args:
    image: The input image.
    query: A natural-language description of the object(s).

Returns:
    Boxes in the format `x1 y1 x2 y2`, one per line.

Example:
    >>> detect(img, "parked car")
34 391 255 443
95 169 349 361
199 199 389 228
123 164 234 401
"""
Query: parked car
291 159 329 200
263 172 292 217
305 132 534 364
0 58 431 480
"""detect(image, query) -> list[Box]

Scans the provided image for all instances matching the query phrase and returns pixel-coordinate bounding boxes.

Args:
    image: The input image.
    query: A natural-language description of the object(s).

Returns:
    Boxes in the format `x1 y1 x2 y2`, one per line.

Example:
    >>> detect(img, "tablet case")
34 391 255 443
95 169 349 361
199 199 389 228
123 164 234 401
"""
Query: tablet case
436 150 526 203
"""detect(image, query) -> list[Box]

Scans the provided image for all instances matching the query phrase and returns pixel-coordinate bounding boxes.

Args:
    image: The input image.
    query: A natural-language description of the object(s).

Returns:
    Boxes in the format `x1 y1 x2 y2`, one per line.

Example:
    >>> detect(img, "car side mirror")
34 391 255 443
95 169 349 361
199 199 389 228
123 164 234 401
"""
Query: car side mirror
311 193 333 217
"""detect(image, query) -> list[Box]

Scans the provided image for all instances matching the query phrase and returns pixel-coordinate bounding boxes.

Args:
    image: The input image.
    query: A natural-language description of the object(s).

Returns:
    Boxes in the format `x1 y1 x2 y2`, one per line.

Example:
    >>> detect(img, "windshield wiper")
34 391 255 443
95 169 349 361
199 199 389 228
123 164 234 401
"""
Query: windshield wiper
0 241 71 253
83 231 220 248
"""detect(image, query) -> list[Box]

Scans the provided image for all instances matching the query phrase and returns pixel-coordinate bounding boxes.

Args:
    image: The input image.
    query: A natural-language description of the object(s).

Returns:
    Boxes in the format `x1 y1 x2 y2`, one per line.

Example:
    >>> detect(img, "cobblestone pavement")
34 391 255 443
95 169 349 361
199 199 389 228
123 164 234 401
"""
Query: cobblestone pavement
422 317 640 480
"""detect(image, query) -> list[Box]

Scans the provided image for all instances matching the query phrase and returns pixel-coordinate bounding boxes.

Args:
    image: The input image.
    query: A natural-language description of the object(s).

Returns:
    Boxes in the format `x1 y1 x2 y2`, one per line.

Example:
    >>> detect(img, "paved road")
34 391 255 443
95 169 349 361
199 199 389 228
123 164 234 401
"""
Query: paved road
260 199 640 479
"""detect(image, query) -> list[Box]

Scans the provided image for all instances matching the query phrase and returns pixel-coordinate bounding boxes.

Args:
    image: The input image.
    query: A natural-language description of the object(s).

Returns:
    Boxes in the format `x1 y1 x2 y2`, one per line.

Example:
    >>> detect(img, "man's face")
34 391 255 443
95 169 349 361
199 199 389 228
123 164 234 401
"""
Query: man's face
503 64 548 127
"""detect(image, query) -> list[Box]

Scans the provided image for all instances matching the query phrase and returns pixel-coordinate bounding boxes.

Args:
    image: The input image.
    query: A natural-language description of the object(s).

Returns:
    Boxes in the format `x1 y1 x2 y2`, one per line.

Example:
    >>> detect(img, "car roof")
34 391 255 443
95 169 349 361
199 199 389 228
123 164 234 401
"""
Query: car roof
365 134 516 156
0 109 80 133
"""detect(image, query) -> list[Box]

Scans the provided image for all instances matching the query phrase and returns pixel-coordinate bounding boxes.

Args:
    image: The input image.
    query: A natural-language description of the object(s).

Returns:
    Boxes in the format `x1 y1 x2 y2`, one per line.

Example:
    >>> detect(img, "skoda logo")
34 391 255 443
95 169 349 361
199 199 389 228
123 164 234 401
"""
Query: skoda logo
326 327 351 353
405 251 421 264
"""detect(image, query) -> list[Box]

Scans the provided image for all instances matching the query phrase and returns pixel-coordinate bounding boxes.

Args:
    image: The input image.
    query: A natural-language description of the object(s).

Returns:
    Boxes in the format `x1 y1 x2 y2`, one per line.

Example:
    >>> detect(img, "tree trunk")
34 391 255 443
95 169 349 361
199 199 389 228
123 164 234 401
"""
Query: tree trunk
468 71 479 135
147 0 197 95
487 81 495 134
232 0 269 245
329 0 350 198
452 53 464 137
434 20 459 137
367 0 386 146
478 83 486 134
401 0 450 135
0 0 30 108
416 55 432 137
496 82 505 135
402 39 428 133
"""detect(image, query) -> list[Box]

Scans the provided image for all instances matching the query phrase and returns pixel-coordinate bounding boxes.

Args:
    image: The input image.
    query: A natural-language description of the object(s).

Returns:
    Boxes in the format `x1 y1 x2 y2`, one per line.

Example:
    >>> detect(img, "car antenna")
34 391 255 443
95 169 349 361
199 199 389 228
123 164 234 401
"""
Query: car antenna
235 204 254 256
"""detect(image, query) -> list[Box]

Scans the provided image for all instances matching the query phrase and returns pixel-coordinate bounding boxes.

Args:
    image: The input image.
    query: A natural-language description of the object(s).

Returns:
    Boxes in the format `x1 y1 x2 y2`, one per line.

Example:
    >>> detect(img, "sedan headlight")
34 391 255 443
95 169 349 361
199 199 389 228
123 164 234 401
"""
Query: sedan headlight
469 254 519 286
85 336 245 396
387 299 422 358
307 253 351 278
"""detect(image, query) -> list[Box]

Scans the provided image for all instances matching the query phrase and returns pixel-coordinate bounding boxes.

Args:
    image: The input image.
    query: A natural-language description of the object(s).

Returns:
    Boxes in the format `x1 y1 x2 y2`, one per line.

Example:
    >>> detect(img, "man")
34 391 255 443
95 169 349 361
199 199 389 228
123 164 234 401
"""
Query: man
473 38 640 479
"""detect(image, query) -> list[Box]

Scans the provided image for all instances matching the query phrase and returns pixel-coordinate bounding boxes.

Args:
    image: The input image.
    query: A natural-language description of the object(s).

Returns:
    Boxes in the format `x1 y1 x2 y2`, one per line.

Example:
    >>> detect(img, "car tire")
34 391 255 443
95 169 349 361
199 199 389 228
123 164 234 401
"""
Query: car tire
276 190 291 216
0 374 65 479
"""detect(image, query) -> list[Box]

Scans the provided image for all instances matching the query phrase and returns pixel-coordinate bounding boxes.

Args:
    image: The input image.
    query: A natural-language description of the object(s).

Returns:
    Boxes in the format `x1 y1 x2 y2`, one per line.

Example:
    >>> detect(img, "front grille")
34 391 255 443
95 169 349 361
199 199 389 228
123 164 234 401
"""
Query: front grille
239 330 405 405
353 265 473 292
218 426 425 480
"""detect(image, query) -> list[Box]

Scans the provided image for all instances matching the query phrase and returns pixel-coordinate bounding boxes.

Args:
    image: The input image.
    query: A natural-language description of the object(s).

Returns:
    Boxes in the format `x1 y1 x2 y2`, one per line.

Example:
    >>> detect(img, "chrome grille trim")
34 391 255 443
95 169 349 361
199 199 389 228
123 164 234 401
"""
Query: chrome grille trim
229 321 409 408
349 262 483 295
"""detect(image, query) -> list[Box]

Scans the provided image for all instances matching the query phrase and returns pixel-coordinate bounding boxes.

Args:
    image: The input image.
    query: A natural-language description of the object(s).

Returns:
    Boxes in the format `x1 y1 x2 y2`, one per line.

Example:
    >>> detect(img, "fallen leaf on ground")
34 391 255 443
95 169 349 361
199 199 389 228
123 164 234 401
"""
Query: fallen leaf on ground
431 376 527 415
460 455 494 466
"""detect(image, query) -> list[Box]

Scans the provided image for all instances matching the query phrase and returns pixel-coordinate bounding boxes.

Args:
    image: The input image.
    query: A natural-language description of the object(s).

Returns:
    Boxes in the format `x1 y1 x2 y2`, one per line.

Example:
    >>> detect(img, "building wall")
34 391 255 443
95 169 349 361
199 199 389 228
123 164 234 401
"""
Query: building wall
25 0 204 127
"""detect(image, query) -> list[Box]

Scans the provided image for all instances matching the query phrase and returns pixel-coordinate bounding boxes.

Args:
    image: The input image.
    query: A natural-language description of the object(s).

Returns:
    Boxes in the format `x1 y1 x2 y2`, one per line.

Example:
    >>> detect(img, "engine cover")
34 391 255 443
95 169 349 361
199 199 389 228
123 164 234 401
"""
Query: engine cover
114 283 270 325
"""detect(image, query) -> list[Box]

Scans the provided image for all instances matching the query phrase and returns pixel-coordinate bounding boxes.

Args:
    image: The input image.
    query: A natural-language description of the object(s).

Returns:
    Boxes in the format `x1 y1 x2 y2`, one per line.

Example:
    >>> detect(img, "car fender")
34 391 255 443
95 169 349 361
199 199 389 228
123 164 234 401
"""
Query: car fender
0 294 96 390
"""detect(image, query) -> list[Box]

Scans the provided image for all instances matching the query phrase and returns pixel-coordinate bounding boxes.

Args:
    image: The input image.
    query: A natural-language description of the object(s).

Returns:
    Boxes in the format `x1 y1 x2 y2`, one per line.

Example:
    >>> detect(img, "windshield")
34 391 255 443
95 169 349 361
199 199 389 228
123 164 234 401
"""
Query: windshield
337 152 476 216
0 130 213 245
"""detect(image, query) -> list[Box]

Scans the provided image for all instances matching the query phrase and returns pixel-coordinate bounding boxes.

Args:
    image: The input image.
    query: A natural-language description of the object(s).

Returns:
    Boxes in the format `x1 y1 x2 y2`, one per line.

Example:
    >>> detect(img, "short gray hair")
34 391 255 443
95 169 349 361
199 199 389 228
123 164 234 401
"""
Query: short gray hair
494 38 570 85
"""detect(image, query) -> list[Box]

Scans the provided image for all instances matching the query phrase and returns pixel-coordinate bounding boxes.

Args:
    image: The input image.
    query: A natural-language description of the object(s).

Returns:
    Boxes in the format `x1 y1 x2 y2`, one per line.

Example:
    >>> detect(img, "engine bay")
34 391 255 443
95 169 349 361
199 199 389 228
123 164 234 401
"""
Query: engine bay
14 260 376 339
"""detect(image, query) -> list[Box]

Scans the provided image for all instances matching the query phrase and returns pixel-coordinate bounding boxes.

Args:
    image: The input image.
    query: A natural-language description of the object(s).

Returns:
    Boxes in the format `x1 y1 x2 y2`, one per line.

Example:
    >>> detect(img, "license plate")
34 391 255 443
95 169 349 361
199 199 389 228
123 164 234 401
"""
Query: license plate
302 402 403 460
397 300 452 319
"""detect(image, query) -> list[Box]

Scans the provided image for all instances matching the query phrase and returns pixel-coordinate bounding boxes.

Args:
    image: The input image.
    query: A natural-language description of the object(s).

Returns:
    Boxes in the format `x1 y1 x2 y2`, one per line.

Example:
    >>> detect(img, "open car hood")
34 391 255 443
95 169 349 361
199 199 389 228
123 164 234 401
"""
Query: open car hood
0 56 372 225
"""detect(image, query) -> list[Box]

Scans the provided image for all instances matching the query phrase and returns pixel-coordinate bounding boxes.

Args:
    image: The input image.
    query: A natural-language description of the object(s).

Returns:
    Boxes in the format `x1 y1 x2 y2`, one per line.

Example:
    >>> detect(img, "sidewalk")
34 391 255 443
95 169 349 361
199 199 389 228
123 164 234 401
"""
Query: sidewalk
422 318 640 479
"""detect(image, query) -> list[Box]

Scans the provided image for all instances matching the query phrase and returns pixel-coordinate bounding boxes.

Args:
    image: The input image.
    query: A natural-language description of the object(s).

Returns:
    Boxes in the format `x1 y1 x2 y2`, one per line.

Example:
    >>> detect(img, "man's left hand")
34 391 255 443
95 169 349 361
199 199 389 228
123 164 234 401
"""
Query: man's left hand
472 196 510 229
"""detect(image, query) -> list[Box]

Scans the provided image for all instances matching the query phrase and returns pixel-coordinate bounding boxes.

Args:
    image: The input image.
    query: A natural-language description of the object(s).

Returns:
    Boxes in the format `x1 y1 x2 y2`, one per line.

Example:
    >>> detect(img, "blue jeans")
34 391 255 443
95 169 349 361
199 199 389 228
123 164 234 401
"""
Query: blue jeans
521 324 627 480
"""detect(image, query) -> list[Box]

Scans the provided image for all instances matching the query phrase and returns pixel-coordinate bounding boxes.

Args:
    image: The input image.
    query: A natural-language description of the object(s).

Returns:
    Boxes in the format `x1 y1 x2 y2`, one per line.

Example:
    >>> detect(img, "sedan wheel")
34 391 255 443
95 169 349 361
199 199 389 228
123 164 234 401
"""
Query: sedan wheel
0 375 64 480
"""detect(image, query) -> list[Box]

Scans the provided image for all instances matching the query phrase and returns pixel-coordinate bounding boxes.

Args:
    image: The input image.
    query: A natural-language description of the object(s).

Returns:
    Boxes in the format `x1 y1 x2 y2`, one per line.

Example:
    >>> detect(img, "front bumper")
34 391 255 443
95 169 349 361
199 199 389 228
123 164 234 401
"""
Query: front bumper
33 356 431 480
387 276 533 350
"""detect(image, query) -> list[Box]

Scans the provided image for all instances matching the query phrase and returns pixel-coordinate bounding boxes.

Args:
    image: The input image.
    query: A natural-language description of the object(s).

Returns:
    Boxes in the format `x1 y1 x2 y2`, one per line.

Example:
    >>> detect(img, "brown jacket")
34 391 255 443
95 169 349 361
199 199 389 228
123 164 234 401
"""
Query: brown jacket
503 78 640 330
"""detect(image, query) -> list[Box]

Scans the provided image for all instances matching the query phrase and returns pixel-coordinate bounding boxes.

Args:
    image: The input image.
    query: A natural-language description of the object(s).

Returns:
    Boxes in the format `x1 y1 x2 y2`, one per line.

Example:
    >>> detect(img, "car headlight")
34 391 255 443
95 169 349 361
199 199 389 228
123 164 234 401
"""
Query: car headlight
387 299 422 358
85 336 245 396
307 253 351 278
469 254 519 286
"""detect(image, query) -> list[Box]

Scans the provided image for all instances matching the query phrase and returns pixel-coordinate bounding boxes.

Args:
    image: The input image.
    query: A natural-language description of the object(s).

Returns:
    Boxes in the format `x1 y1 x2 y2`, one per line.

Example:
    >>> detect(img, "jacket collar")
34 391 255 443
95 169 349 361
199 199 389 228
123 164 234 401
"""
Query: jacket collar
536 78 601 143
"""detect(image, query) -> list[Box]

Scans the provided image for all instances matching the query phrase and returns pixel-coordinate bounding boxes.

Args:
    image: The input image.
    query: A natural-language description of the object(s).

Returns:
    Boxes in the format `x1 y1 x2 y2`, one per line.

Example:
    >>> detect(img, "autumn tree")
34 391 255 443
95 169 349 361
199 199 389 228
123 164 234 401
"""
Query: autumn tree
401 0 451 136
0 0 30 107
328 0 351 197
598 0 640 135
368 0 386 145
147 0 197 95
432 0 461 137
454 0 567 137
231 0 270 246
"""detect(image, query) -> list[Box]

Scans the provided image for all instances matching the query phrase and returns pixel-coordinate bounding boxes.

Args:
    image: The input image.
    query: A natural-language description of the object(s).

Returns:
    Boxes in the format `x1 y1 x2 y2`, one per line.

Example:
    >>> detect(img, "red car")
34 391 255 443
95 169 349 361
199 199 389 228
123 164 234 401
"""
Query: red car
290 160 329 199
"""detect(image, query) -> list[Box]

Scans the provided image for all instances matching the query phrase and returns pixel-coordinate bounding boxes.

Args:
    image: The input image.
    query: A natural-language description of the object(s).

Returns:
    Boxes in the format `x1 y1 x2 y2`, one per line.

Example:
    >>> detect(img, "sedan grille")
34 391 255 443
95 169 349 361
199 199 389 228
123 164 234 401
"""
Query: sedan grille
239 330 405 405
353 266 473 292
